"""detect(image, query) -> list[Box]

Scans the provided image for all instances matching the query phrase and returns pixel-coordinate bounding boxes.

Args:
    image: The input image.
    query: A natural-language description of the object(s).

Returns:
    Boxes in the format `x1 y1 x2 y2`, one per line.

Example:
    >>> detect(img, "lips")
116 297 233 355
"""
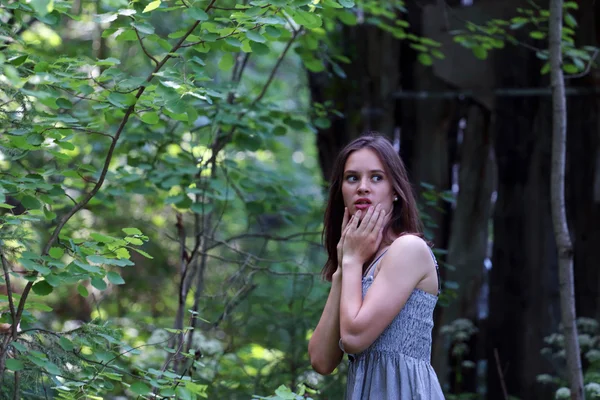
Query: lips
354 198 372 211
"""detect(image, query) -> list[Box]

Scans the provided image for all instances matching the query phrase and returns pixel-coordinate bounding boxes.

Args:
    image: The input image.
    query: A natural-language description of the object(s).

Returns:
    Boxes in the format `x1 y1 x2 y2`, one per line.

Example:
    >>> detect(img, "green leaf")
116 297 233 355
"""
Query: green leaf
218 53 235 71
59 337 74 351
187 7 208 21
132 21 155 35
563 1 578 9
91 232 117 243
292 10 322 28
246 31 266 43
472 46 488 60
27 302 53 312
43 361 61 375
338 0 354 6
6 359 24 371
141 112 160 125
77 284 89 297
8 55 28 66
131 248 153 259
11 342 27 352
56 98 73 109
303 58 324 72
249 42 270 55
143 0 161 13
27 133 44 146
190 203 214 214
74 260 101 273
87 255 108 264
32 281 53 296
107 92 137 109
30 0 52 16
338 10 357 25
49 247 64 259
529 31 546 40
107 271 126 285
244 6 263 16
130 382 151 395
564 13 577 28
563 63 579 74
418 53 433 66
21 195 41 209
224 37 242 48
91 277 107 291
265 26 281 38
44 207 57 220
431 49 445 59
122 227 143 235
125 237 144 245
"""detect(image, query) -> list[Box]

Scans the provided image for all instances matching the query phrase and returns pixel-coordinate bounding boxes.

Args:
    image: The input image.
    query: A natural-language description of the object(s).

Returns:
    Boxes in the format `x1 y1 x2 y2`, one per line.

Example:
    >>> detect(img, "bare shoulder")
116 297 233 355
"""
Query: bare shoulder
389 234 431 254
386 234 434 274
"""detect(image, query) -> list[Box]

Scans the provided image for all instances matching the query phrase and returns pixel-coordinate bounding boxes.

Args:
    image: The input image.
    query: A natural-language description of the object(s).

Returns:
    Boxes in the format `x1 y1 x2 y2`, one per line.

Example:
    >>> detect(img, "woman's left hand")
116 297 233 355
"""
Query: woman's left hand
342 204 388 266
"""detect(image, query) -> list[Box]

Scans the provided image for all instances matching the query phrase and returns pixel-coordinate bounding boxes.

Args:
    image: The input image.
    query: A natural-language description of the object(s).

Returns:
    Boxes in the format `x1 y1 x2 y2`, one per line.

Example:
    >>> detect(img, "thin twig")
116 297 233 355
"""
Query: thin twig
12 372 19 400
0 248 17 338
494 348 509 400
250 28 301 106
133 27 159 66
202 24 301 166
10 0 220 346
566 48 599 80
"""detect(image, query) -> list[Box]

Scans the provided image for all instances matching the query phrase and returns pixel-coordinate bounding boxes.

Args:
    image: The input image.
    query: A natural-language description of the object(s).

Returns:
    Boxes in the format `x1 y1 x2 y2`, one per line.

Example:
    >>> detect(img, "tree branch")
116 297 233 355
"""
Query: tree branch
250 28 301 107
134 27 159 66
565 48 599 80
10 0 221 343
0 248 17 339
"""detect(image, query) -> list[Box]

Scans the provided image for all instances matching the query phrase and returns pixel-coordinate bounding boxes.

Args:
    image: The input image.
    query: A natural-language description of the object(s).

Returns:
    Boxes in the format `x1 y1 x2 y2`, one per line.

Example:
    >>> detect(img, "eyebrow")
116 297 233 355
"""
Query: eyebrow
344 169 386 175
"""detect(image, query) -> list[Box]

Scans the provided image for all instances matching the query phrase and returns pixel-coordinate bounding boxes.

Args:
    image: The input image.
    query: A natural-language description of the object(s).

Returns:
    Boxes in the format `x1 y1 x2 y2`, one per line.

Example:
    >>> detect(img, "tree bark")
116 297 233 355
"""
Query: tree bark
439 101 494 393
549 1 585 399
309 23 401 181
568 0 600 327
488 35 561 399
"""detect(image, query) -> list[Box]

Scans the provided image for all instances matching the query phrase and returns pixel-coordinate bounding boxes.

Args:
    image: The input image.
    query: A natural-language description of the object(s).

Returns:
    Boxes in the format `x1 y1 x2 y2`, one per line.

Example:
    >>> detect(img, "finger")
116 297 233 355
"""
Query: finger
351 210 361 229
341 215 352 239
341 207 349 232
357 205 375 232
374 206 386 234
365 204 382 232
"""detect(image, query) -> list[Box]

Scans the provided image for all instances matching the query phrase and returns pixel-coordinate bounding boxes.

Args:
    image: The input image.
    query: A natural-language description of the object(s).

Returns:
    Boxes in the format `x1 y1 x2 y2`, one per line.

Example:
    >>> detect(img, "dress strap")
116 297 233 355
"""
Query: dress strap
364 249 389 278
428 247 442 295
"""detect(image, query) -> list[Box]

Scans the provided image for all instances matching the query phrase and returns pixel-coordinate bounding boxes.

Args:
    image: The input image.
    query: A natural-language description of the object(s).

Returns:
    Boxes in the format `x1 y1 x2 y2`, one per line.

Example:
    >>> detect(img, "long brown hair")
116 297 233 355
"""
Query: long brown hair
321 133 423 281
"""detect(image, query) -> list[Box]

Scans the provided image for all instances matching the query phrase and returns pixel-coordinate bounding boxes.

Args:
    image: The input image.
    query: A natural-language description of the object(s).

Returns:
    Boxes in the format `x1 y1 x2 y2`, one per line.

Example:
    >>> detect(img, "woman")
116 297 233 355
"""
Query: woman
308 134 444 399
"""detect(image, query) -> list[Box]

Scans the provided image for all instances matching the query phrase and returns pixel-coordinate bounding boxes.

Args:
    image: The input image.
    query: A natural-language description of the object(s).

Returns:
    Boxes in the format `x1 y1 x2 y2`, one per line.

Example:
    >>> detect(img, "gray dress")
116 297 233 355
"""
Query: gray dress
341 250 445 400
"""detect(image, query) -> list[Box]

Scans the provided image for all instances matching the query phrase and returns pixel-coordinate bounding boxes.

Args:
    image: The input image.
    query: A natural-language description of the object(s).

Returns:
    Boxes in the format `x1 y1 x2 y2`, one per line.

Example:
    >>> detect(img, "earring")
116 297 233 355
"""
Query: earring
394 196 398 202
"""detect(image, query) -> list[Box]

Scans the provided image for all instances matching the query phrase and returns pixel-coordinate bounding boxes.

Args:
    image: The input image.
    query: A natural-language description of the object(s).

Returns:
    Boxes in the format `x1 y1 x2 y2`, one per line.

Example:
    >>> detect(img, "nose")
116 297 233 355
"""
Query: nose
357 177 370 194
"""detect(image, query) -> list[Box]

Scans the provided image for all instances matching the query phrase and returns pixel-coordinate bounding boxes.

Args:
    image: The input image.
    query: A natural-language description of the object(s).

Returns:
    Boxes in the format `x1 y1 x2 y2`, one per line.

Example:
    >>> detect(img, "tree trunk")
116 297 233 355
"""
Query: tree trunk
549 1 585 399
309 23 401 180
568 0 600 327
488 40 560 399
438 101 494 394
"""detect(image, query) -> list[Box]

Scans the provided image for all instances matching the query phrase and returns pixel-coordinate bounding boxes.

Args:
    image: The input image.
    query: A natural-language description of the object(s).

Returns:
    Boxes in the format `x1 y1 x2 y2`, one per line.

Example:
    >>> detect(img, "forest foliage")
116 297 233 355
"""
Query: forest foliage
0 0 598 398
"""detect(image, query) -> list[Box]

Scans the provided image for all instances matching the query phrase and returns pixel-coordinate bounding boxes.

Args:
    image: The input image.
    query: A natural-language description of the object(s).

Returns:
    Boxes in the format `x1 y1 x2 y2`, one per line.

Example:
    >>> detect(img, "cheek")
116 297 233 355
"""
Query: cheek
341 185 352 206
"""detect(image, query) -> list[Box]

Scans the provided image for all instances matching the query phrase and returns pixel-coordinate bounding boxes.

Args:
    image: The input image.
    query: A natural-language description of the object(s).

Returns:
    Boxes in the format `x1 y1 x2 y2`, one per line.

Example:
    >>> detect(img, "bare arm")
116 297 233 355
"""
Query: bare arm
308 268 344 375
340 235 432 354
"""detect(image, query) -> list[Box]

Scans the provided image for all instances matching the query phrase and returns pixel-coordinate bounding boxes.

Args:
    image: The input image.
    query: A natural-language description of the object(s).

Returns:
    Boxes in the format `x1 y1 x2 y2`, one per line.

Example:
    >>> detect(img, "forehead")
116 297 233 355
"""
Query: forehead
344 148 384 171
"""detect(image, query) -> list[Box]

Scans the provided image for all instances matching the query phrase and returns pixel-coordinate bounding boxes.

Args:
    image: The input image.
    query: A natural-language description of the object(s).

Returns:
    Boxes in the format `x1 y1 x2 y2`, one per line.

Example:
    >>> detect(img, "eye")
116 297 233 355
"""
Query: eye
345 175 358 183
372 174 384 182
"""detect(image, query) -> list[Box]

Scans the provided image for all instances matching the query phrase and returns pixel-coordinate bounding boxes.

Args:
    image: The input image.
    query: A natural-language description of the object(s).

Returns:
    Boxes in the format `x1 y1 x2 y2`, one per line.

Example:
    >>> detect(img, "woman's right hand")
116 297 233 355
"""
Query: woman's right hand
336 207 350 268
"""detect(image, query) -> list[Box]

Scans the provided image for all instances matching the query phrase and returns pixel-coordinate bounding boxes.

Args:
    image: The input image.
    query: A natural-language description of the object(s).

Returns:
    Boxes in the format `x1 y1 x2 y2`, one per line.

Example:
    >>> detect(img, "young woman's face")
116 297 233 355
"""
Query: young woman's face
342 148 395 219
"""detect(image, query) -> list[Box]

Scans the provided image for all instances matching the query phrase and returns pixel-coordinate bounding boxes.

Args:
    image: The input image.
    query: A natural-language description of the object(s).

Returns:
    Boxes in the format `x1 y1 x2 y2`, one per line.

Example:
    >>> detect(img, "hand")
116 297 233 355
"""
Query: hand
336 207 351 268
342 204 388 266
